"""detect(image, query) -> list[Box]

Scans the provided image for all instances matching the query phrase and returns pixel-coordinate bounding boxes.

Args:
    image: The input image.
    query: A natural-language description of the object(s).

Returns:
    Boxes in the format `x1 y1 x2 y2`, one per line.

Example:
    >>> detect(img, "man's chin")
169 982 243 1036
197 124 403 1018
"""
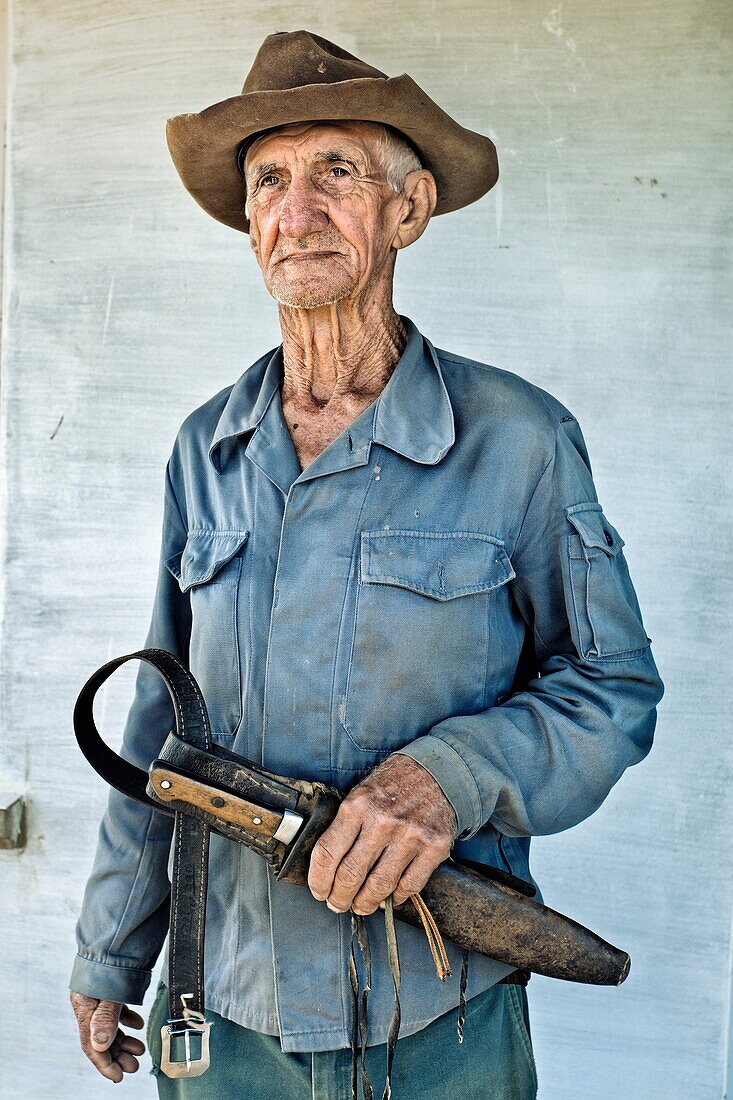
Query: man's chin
268 278 355 310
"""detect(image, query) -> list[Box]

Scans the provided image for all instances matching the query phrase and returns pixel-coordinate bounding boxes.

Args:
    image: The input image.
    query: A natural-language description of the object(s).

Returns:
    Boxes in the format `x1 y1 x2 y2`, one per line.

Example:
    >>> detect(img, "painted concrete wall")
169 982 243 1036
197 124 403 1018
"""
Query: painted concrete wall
1 2 730 1097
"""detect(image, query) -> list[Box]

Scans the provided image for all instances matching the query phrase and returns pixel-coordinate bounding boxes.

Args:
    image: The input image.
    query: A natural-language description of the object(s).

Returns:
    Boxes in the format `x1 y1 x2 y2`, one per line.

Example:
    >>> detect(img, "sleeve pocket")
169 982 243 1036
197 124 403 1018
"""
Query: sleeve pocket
564 503 651 661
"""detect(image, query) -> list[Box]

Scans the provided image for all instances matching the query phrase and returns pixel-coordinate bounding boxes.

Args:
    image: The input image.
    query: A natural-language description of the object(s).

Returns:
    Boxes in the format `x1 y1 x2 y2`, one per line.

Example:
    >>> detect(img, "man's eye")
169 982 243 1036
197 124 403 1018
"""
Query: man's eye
331 166 350 177
259 174 280 187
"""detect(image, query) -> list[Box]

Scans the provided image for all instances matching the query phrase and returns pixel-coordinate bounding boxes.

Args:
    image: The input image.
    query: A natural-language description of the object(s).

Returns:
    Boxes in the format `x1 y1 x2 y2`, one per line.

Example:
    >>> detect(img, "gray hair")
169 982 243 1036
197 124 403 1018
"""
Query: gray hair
243 122 422 220
372 124 423 192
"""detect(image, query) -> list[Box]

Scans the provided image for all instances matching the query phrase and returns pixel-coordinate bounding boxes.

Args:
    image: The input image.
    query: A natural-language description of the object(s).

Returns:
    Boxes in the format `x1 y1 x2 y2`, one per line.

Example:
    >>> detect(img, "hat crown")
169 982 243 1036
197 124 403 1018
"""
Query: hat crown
242 30 388 95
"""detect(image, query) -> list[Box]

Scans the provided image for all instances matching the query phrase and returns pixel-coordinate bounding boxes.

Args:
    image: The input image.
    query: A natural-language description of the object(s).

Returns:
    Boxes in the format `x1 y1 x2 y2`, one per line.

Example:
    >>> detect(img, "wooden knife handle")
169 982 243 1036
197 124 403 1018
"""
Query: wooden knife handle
149 767 282 839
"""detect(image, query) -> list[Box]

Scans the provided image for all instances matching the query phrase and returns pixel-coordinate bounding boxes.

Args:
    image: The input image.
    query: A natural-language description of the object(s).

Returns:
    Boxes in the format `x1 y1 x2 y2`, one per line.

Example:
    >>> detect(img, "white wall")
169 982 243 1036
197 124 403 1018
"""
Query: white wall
1 2 730 1097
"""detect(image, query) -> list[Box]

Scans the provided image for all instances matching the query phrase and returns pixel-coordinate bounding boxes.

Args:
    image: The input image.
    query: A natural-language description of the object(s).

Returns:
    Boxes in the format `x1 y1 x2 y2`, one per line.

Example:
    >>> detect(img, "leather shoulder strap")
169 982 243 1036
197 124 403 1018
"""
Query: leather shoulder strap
74 648 212 1031
73 647 212 810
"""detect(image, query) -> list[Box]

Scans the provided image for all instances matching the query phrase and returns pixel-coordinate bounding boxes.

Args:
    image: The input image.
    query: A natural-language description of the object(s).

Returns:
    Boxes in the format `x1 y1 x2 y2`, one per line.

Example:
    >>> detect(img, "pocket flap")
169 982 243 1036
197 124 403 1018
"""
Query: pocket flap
565 503 624 556
360 530 515 601
166 530 249 593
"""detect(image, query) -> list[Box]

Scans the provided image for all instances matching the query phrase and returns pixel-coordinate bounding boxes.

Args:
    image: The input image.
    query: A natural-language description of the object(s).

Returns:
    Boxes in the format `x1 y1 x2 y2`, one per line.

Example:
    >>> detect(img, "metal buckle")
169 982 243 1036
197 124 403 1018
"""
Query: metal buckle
160 993 212 1078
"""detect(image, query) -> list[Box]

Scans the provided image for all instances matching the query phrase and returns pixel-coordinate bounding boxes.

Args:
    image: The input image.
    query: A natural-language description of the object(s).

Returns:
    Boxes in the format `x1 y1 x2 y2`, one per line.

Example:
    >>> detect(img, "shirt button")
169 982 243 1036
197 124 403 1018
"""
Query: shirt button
603 529 614 547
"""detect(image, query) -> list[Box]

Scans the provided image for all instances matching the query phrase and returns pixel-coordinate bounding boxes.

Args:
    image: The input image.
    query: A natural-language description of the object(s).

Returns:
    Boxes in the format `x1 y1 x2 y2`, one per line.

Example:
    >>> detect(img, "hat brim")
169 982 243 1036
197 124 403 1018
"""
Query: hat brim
165 74 498 233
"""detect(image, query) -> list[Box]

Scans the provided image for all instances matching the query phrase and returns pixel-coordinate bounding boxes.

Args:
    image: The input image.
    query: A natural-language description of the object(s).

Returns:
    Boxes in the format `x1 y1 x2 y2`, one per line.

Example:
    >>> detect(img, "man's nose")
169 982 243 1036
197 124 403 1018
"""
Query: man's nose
277 175 329 238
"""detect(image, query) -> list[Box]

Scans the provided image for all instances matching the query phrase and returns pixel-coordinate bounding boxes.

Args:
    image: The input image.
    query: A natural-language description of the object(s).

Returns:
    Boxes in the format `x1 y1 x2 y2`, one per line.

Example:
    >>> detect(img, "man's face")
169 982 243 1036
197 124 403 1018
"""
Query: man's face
244 120 414 309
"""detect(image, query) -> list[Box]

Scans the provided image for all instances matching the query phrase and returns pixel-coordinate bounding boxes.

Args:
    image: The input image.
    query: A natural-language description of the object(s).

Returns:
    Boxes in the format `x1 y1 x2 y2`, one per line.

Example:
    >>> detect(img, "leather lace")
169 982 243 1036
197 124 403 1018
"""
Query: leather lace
349 892 463 1100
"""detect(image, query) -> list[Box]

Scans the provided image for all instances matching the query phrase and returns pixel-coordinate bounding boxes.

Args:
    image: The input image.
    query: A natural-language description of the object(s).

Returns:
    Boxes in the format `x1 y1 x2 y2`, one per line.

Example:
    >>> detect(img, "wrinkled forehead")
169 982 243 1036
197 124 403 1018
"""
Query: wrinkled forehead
242 119 383 174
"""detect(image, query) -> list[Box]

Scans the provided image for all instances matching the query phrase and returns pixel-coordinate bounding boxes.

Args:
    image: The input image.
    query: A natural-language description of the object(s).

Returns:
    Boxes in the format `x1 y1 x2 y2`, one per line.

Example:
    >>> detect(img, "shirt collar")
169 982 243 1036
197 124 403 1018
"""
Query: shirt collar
208 346 283 474
372 316 455 464
208 315 455 474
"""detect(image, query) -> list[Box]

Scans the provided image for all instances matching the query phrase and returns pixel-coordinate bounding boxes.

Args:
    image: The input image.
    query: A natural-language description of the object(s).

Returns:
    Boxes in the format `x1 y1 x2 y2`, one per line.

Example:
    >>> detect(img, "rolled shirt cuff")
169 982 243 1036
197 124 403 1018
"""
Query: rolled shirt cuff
392 734 484 839
69 953 152 1005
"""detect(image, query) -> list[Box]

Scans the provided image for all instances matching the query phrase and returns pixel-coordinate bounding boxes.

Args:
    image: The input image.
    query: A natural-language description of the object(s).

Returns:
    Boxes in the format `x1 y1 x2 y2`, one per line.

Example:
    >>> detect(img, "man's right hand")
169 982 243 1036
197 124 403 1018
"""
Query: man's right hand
70 991 146 1082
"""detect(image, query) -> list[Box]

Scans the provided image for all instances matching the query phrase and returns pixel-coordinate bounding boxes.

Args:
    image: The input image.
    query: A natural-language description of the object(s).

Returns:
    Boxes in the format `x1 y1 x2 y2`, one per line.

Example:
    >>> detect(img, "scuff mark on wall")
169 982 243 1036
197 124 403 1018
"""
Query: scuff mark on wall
98 274 115 362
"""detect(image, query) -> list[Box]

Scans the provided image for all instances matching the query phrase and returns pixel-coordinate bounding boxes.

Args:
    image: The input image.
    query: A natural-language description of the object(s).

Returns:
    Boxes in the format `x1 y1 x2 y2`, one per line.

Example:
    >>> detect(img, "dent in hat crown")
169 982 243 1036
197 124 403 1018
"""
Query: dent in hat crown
241 29 389 95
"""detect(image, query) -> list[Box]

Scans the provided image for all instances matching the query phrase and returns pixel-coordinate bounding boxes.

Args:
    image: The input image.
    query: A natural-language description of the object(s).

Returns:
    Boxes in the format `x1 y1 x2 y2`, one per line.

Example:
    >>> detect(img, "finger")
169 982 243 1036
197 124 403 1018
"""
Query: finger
90 1000 123 1051
120 1006 145 1029
110 1042 140 1075
326 832 388 913
308 802 363 901
82 1044 124 1083
118 1033 146 1056
392 852 439 908
76 1010 126 1082
351 849 414 916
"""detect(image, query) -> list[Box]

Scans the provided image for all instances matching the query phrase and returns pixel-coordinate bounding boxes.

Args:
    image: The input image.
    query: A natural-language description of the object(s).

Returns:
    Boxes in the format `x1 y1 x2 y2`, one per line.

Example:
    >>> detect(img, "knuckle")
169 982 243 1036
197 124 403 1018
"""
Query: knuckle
400 866 429 894
342 792 370 819
71 998 94 1025
334 859 364 889
400 825 424 848
367 867 399 895
93 1005 120 1027
310 841 334 868
424 833 450 857
364 809 394 838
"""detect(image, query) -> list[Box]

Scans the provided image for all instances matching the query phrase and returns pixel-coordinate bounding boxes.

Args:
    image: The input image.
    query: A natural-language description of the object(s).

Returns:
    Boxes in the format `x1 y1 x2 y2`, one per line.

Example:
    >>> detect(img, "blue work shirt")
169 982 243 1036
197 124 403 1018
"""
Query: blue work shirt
71 315 663 1052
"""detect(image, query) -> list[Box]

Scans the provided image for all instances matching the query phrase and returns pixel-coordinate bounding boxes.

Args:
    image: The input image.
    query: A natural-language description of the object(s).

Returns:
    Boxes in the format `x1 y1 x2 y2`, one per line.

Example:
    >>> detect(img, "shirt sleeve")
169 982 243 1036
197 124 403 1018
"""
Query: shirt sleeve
394 416 664 840
69 457 190 1004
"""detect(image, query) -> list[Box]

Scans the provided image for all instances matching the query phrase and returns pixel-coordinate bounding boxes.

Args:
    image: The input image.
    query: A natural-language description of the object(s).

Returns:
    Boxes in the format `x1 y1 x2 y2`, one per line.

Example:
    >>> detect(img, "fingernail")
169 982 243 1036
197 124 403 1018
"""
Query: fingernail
326 902 343 913
93 1031 109 1043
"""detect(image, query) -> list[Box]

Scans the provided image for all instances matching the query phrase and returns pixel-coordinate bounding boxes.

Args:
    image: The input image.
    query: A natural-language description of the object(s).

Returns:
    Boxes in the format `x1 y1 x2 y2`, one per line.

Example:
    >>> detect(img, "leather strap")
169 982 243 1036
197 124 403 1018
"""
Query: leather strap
411 893 451 981
73 648 211 810
74 649 212 1027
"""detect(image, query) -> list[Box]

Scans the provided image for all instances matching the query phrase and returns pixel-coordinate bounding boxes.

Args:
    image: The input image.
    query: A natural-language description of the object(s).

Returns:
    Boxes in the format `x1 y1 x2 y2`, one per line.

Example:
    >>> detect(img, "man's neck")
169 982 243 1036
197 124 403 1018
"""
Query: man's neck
278 299 407 409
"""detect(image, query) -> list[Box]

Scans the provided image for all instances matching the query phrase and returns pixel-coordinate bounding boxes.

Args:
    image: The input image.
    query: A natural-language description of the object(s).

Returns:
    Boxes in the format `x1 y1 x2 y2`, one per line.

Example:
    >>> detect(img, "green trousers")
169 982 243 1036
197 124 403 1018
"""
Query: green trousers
147 980 538 1100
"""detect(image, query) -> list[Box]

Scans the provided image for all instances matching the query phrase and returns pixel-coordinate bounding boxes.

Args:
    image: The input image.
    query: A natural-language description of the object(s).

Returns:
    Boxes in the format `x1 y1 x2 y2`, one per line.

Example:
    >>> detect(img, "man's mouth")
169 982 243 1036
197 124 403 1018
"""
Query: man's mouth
278 251 340 262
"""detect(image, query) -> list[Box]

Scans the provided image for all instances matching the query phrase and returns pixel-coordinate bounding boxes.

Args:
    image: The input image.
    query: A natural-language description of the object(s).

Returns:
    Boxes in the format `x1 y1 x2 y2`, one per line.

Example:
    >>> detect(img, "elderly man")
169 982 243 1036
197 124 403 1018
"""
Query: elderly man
70 30 663 1100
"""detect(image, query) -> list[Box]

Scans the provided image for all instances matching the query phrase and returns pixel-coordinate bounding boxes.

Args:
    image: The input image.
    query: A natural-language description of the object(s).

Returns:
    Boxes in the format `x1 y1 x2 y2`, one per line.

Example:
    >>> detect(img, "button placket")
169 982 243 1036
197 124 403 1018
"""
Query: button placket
261 484 297 762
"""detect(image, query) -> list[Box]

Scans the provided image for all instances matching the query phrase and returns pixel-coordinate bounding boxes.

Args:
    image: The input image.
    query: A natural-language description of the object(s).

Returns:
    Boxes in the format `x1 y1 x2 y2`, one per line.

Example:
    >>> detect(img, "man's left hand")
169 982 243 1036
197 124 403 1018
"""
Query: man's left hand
308 755 458 915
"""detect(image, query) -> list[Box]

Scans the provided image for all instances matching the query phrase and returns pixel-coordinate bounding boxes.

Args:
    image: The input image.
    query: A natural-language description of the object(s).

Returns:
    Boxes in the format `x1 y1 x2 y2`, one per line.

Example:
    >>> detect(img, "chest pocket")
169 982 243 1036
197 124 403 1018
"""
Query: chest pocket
341 530 515 752
565 503 650 661
166 529 249 738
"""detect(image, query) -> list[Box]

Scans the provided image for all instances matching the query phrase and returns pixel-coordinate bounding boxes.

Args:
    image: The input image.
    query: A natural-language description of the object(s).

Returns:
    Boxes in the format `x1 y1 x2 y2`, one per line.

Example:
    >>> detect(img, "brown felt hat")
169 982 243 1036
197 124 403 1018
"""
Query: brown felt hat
165 29 499 233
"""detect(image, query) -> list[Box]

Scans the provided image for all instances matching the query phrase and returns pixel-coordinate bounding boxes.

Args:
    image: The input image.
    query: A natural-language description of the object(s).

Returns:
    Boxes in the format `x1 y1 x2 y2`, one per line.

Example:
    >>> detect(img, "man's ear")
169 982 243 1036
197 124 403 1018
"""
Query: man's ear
392 170 438 250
